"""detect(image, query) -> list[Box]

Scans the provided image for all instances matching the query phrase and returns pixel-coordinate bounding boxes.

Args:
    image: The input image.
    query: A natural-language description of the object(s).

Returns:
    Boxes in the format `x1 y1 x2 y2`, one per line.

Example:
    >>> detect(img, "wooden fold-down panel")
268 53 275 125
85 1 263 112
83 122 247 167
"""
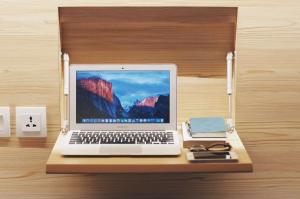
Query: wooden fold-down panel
59 7 237 77
47 77 252 174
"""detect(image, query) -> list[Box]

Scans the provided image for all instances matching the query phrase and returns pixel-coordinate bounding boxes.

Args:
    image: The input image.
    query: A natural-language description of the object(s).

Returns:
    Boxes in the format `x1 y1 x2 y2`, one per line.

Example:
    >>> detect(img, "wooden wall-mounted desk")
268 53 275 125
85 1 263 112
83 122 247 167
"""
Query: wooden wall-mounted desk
46 77 252 173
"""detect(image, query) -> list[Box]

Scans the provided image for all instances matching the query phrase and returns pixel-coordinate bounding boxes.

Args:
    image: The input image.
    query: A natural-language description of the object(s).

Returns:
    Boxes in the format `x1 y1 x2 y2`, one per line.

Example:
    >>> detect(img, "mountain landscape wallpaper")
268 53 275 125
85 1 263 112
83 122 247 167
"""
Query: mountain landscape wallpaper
76 70 170 123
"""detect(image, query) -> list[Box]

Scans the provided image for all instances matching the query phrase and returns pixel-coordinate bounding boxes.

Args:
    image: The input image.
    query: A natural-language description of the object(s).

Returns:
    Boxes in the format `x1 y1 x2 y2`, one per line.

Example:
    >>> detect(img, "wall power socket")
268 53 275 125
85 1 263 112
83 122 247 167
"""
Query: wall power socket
16 107 47 137
21 114 41 132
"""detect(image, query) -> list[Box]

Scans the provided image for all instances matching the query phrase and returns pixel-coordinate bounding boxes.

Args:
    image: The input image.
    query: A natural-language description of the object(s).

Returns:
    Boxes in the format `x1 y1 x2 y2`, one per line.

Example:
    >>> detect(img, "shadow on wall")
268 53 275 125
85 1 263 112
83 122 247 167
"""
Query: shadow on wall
41 173 254 199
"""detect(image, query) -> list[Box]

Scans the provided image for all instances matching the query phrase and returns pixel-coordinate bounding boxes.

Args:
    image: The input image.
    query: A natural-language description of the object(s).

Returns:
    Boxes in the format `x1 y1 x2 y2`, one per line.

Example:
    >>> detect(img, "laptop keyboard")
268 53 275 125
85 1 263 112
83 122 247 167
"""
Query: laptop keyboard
69 131 175 145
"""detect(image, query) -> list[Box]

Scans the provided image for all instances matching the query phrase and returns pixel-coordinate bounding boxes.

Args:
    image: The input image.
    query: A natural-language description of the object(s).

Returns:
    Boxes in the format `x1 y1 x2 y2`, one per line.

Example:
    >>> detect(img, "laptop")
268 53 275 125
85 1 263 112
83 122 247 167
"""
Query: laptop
61 64 181 156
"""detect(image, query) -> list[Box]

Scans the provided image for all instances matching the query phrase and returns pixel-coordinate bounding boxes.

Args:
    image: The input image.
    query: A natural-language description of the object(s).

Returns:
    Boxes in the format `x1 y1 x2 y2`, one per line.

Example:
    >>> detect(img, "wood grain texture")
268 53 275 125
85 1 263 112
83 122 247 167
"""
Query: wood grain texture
0 0 300 199
0 1 60 147
59 7 237 77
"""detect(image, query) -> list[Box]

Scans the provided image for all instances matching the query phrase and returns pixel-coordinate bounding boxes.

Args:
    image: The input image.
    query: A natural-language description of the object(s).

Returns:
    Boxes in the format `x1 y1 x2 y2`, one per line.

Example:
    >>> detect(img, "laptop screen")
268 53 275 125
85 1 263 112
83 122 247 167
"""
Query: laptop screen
76 70 170 124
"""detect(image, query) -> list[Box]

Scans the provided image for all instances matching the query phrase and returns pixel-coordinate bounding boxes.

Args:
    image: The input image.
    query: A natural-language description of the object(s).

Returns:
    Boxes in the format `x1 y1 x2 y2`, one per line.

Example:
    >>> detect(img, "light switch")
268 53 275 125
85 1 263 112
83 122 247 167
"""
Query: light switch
0 106 10 137
16 107 47 137
0 115 3 130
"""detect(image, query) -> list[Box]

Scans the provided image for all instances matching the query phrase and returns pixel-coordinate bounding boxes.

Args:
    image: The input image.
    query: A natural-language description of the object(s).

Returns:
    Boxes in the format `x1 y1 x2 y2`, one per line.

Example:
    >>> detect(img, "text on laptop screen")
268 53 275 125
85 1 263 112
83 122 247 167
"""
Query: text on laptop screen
76 70 170 124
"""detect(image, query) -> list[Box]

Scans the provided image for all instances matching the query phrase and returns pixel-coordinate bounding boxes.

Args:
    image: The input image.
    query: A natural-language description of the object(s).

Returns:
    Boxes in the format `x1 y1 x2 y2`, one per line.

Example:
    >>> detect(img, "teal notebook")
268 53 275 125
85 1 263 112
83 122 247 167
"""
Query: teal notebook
189 117 227 138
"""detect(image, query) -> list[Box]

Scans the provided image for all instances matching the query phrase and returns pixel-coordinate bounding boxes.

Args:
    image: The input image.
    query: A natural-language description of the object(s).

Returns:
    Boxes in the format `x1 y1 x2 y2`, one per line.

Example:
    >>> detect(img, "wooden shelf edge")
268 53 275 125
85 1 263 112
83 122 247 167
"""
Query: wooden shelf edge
46 162 253 174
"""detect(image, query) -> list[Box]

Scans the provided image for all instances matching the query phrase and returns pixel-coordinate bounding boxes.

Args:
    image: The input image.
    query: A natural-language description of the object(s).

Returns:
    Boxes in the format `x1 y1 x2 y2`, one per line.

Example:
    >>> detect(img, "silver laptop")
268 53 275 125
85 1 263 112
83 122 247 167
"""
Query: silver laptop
61 64 181 156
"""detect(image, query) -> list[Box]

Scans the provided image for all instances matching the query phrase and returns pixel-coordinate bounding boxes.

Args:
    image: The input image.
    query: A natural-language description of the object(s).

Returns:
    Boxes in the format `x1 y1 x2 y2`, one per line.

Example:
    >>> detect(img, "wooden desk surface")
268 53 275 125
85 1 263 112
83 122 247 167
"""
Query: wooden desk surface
46 77 252 173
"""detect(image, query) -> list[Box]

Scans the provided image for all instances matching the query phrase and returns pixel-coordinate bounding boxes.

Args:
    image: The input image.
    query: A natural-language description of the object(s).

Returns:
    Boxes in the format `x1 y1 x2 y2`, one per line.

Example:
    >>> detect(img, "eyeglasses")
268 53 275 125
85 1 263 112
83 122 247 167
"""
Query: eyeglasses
189 143 232 152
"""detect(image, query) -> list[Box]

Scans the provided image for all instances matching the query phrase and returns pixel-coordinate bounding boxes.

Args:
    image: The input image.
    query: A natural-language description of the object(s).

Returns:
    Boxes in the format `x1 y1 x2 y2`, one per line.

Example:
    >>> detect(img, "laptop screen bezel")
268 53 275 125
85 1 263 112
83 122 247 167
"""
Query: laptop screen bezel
69 64 177 131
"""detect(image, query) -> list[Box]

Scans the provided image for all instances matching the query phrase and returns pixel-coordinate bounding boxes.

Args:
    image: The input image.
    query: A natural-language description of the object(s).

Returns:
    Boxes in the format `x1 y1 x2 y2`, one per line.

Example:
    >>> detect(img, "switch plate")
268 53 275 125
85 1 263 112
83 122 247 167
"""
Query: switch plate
0 107 10 137
16 107 47 137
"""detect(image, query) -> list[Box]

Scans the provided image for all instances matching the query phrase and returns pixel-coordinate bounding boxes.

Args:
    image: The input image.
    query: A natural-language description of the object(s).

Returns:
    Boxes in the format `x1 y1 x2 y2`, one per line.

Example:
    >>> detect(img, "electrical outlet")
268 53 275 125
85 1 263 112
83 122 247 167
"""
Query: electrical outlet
16 107 47 137
0 107 10 137
21 114 41 132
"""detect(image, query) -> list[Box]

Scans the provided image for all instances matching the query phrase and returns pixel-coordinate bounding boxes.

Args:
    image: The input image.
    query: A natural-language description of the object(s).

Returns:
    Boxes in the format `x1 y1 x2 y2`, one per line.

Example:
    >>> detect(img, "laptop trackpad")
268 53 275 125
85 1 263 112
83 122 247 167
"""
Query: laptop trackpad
99 145 142 155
